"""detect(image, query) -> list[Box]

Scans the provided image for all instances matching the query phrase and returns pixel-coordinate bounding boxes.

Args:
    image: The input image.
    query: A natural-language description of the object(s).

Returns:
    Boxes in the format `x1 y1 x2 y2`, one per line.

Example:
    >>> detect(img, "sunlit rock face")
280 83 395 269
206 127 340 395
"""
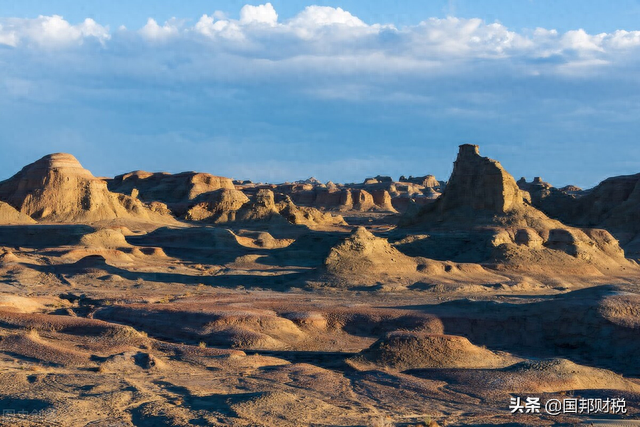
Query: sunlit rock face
438 144 525 214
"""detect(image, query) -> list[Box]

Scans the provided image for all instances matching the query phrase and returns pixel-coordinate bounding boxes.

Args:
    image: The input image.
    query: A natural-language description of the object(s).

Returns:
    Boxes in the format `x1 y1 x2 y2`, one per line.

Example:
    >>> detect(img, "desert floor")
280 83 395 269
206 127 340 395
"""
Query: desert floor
0 216 639 427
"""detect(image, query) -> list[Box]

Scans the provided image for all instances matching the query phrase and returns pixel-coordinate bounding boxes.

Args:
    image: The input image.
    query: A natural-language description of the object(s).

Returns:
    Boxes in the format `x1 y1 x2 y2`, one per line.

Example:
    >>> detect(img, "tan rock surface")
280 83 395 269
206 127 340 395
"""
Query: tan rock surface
0 149 638 426
108 170 235 204
0 201 35 224
0 154 170 223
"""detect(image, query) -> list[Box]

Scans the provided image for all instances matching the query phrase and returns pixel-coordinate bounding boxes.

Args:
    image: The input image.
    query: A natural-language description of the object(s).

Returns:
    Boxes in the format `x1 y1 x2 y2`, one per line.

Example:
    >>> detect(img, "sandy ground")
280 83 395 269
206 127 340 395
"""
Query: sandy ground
0 218 639 426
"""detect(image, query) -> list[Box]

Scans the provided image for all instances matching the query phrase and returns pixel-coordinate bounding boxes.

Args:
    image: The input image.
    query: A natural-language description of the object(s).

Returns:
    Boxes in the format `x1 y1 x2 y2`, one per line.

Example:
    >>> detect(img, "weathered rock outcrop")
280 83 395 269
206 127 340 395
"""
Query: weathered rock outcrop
185 189 250 222
517 176 576 219
0 202 36 224
438 144 526 214
278 197 346 227
398 145 635 276
324 227 417 282
356 331 518 370
235 189 282 222
314 188 351 210
520 173 640 259
370 189 397 213
194 189 346 227
567 173 640 229
108 170 235 216
351 189 375 211
249 178 430 214
400 174 441 188
0 154 165 223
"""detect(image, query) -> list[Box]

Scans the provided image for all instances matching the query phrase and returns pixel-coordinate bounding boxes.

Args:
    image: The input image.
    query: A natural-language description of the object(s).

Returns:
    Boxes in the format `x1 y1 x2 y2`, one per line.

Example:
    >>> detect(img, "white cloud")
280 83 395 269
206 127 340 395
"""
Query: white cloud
408 17 530 57
194 14 244 40
139 18 180 41
561 29 605 54
239 3 278 26
1 4 640 80
0 15 109 48
604 29 640 49
289 6 366 27
0 25 17 46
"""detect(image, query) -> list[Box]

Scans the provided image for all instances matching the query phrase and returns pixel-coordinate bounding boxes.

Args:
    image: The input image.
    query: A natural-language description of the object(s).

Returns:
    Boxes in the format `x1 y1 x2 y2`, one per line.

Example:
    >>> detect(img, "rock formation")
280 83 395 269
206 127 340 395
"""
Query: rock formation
517 176 576 219
438 144 526 214
0 154 167 223
356 331 518 370
189 189 345 227
350 189 375 211
108 170 235 216
400 174 441 188
0 201 36 224
277 196 346 227
399 145 635 276
370 189 397 212
185 189 250 222
324 227 417 283
520 173 640 259
235 189 282 222
239 176 434 214
109 171 234 203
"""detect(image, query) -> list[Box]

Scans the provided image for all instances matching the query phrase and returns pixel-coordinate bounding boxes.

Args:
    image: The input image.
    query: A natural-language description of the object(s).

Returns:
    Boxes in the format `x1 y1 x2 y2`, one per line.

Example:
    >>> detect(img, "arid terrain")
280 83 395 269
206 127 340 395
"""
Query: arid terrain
0 145 639 426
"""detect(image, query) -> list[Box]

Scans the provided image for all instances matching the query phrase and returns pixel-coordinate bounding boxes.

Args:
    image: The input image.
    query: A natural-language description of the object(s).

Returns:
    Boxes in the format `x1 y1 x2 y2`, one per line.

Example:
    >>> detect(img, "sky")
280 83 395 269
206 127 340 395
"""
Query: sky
2 1 640 187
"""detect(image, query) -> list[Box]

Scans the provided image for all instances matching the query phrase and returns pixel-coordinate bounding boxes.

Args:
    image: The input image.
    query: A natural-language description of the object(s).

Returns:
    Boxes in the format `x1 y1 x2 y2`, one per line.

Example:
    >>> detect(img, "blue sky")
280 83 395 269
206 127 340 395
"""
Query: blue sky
1 2 640 187
5 1 640 34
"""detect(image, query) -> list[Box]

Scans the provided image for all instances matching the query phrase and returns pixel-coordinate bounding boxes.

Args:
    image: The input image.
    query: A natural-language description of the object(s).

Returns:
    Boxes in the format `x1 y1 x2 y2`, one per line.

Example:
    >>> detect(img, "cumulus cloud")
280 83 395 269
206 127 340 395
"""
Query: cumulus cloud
239 3 278 26
194 14 244 40
2 4 640 100
290 6 366 28
407 17 530 57
139 18 180 41
0 24 18 47
2 4 640 76
0 15 109 47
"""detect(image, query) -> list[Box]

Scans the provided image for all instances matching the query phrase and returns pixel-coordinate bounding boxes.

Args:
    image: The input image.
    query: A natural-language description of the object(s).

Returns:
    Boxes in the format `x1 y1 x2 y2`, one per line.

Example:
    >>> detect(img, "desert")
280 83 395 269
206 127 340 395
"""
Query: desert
0 146 638 426
3 3 640 425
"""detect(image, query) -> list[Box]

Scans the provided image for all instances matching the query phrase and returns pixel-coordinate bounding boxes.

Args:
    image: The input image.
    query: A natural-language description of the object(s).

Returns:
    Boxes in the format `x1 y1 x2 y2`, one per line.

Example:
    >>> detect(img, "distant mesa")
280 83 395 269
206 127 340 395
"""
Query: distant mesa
363 175 393 185
558 184 582 193
295 177 323 185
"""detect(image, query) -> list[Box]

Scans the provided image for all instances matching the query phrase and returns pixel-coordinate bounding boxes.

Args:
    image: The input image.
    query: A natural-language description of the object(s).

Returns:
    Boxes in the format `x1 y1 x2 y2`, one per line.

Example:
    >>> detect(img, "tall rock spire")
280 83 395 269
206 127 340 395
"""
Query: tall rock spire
438 144 525 214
